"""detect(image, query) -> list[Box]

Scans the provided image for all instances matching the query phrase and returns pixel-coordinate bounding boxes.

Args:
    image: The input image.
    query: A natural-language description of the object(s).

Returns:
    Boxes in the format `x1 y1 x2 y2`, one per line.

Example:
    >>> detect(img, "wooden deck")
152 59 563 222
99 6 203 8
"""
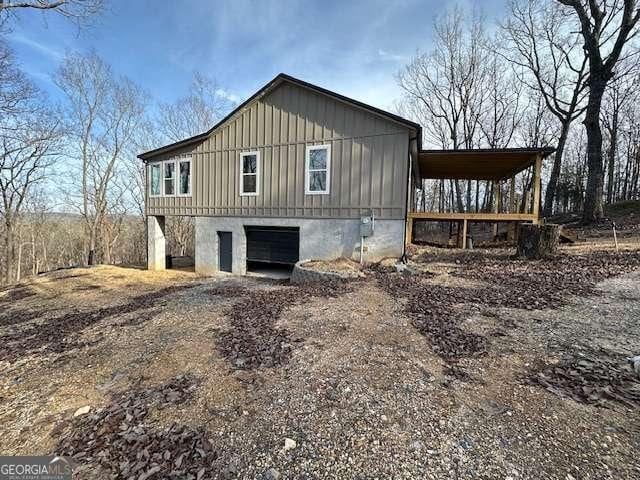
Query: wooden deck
405 212 539 249
406 150 544 249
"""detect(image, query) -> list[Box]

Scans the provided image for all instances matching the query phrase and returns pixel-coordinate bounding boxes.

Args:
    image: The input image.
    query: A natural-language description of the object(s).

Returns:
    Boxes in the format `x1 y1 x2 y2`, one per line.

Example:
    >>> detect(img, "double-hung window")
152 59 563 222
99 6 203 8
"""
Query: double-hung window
149 163 161 196
240 151 259 196
178 158 191 196
163 161 176 195
305 144 330 194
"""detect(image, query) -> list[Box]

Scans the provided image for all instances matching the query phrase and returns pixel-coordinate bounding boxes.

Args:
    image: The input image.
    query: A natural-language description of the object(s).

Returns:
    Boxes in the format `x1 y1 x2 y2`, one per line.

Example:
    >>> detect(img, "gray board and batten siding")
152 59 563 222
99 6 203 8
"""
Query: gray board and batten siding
144 79 417 220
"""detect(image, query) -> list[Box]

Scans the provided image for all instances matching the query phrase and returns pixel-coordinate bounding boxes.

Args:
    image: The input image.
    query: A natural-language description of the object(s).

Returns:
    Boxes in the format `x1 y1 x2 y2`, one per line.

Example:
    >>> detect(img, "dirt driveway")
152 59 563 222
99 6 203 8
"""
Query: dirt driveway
0 249 639 479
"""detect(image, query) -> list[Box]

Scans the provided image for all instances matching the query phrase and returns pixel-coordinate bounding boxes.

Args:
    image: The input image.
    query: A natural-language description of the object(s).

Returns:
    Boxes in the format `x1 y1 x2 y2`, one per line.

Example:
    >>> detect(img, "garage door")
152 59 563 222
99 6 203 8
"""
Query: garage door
245 226 299 265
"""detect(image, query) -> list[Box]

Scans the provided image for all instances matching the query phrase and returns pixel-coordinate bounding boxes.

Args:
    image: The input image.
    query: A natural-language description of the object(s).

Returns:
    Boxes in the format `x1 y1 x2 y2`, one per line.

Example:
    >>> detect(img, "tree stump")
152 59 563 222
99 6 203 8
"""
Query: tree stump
516 224 560 259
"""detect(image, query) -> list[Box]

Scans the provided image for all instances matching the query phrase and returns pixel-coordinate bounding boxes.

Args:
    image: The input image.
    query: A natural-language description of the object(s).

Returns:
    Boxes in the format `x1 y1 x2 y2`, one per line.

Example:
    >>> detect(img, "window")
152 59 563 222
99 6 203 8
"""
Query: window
240 151 259 196
178 158 191 196
305 144 330 194
149 163 161 196
164 161 175 195
148 156 191 197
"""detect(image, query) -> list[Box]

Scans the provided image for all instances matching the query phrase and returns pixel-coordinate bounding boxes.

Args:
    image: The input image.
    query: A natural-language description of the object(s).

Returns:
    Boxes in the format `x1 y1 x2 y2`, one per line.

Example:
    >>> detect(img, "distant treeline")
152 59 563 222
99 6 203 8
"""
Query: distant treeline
0 214 193 284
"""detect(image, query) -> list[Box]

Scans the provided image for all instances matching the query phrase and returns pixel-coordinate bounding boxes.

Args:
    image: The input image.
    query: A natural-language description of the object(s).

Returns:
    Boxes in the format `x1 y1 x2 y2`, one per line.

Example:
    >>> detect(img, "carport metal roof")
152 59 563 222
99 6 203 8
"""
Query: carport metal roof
417 147 555 181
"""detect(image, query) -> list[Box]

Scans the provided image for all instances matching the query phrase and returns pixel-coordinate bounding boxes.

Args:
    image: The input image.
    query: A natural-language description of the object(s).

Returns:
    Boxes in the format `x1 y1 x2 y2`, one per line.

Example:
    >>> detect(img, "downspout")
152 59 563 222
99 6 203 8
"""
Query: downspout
402 135 418 263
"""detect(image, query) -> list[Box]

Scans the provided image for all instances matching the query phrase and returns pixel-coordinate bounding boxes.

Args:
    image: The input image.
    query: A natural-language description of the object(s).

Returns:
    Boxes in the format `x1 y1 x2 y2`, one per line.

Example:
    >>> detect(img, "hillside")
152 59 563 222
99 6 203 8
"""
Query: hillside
1 248 639 479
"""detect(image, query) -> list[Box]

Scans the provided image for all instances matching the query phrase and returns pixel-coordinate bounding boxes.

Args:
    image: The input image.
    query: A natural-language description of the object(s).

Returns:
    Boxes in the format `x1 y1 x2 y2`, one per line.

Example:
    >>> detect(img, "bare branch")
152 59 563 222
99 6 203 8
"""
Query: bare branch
0 0 105 27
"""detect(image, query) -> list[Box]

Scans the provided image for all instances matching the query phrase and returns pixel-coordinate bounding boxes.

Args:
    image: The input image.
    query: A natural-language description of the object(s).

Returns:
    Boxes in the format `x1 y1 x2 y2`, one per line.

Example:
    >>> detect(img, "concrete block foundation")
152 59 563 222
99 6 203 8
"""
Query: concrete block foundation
194 216 404 276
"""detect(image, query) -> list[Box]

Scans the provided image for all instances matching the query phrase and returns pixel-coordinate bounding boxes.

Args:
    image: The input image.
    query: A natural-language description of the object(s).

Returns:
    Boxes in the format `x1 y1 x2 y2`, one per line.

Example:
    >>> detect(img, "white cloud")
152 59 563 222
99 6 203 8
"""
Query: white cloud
9 32 64 61
214 88 240 103
377 48 410 64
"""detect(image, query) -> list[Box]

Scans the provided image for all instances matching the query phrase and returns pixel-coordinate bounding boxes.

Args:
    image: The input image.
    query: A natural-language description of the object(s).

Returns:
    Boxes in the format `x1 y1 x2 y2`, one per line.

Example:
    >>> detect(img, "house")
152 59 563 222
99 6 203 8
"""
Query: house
139 73 421 275
139 73 551 275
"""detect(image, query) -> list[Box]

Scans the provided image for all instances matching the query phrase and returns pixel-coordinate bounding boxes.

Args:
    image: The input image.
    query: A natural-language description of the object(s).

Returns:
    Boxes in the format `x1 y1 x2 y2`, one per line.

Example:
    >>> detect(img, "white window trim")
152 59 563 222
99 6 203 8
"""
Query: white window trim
305 144 331 195
149 162 162 197
177 157 192 197
239 151 260 196
163 159 176 196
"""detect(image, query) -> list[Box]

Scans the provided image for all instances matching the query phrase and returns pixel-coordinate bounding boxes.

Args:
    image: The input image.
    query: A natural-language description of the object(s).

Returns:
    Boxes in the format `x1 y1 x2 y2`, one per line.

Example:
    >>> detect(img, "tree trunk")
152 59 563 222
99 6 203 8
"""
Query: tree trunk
516 223 560 259
449 180 455 212
4 216 15 284
606 111 618 204
455 180 464 212
474 180 479 212
42 240 48 274
582 77 607 223
16 241 23 283
87 228 97 266
31 231 37 276
543 122 570 217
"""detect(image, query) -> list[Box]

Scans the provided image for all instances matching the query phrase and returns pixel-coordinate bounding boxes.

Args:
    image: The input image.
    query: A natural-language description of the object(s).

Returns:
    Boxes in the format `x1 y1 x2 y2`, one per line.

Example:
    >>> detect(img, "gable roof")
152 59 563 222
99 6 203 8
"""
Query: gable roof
138 73 421 160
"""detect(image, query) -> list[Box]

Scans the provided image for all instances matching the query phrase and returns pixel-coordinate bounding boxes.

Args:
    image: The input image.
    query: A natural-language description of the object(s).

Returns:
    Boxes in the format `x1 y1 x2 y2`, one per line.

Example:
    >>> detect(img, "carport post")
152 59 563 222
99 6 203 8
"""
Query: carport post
532 154 542 224
492 180 501 239
405 216 414 246
508 176 516 241
461 219 468 249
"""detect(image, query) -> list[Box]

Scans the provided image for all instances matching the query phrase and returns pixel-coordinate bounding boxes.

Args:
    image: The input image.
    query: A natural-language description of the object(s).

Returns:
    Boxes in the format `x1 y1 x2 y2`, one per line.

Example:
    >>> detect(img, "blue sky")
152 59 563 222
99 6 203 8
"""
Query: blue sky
8 0 507 114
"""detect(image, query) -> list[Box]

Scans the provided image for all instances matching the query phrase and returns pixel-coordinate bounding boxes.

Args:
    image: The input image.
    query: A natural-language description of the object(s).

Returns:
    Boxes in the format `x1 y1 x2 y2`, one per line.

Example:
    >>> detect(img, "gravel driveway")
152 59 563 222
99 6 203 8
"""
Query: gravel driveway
0 249 638 479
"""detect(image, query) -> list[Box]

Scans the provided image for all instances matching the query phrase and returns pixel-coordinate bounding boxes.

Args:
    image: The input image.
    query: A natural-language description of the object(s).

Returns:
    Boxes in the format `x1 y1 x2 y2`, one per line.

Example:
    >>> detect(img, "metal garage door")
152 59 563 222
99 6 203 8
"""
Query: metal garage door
245 226 299 265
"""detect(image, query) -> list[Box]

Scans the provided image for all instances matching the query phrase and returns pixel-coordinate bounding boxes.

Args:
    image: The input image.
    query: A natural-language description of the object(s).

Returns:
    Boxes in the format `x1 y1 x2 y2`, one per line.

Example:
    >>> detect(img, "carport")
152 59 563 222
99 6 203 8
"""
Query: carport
406 147 555 248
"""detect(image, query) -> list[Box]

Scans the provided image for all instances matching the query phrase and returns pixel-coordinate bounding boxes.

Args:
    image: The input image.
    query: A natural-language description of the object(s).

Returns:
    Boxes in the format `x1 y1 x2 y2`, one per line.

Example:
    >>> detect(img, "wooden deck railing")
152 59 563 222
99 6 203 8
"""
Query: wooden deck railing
405 211 539 248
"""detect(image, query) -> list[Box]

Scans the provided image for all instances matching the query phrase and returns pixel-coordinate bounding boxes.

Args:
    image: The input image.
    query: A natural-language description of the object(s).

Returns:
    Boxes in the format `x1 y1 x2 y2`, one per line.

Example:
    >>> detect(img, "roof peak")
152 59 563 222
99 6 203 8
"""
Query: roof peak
138 72 420 160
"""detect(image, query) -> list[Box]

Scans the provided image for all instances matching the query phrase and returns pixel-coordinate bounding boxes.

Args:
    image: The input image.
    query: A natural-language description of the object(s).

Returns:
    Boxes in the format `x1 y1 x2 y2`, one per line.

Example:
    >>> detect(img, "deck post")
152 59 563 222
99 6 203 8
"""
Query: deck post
532 154 542 224
405 216 414 246
508 176 516 241
493 180 500 239
462 218 468 249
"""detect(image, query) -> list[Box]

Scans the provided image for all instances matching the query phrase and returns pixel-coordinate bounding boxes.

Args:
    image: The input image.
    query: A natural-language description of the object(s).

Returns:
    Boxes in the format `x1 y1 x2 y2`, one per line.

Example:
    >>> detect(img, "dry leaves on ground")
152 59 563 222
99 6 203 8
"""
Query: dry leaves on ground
214 280 354 370
529 349 640 410
455 250 640 310
0 285 196 362
374 250 640 363
374 270 488 361
55 374 215 480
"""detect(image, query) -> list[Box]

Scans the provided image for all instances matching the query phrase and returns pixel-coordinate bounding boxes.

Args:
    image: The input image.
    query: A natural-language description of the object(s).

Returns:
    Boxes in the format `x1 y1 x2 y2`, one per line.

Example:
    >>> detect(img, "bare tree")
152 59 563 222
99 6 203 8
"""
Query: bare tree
502 0 589 217
480 48 525 149
55 51 148 265
398 8 489 151
0 42 37 115
153 72 234 259
601 62 638 203
398 7 490 212
557 0 640 222
518 92 557 149
157 72 235 143
124 121 160 218
0 43 61 282
618 88 640 199
22 188 51 277
0 0 104 27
